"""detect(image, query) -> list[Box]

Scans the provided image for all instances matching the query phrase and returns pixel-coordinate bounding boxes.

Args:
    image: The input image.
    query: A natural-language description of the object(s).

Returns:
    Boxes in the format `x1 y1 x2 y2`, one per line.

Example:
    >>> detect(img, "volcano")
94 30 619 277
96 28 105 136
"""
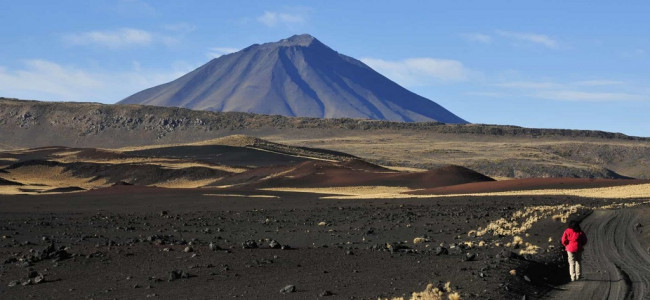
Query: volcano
119 34 467 123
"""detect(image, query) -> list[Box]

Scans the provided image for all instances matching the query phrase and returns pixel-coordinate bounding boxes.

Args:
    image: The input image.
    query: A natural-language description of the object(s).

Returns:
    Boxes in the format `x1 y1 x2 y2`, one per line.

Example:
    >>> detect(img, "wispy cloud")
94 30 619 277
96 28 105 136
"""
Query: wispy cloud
361 57 471 86
489 79 646 102
257 11 306 27
63 26 192 49
496 30 559 49
113 0 157 17
207 47 240 58
574 80 624 86
0 59 192 103
533 90 645 102
495 81 560 89
461 33 492 43
64 28 154 49
466 91 505 98
163 23 197 34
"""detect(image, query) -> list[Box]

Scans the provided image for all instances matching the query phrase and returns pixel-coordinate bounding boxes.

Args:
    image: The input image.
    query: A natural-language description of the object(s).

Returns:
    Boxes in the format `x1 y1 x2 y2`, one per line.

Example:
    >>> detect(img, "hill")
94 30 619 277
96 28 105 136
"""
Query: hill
1 97 649 179
119 34 466 123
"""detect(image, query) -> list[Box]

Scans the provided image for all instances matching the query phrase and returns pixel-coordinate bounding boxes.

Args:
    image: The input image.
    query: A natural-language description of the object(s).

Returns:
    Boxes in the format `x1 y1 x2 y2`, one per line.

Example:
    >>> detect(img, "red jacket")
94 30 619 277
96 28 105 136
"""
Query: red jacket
561 228 587 252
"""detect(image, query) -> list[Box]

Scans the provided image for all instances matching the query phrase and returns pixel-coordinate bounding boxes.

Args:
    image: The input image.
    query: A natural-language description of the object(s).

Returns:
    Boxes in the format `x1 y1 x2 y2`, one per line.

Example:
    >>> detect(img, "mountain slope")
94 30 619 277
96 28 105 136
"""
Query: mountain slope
119 34 467 123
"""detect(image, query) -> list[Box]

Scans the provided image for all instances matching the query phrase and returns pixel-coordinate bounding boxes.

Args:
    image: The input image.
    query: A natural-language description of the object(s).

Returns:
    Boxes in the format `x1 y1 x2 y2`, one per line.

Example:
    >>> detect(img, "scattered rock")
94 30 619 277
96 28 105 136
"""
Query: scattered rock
280 285 297 293
242 240 258 249
33 274 45 284
435 246 448 256
465 253 477 261
319 290 334 297
4 257 18 264
209 242 222 251
269 240 282 249
183 246 193 253
168 270 190 281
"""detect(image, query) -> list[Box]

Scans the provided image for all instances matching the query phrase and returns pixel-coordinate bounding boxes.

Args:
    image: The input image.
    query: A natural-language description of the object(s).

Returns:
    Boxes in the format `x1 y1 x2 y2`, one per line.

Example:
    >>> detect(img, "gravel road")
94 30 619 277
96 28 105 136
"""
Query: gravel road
548 209 650 299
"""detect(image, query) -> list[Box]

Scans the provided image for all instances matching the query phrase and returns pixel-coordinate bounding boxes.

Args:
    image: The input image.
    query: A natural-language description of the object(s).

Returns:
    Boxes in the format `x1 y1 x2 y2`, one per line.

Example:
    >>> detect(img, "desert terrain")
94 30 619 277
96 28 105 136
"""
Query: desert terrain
2 98 650 180
1 129 649 299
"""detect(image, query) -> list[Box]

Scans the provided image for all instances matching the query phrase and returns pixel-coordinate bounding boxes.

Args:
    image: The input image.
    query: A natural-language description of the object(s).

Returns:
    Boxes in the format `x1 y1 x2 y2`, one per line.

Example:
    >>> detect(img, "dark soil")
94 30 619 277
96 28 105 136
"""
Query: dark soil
0 187 617 299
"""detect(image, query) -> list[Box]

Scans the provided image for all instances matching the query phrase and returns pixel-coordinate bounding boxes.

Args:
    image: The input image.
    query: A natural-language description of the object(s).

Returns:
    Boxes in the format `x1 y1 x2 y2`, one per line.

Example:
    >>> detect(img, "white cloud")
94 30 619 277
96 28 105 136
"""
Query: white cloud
466 91 506 98
0 59 192 103
361 57 471 86
461 33 492 43
490 79 645 102
574 80 624 86
495 81 560 89
257 11 306 27
163 23 197 33
533 90 645 102
64 28 154 49
207 47 240 58
114 0 157 17
496 30 559 49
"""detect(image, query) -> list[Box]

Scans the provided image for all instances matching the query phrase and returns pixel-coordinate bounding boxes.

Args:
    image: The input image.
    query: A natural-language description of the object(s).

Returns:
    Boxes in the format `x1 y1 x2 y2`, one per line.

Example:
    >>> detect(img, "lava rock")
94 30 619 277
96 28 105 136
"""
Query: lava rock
269 240 282 249
209 242 221 251
465 252 477 261
435 246 448 255
242 240 258 249
280 285 297 293
168 270 190 281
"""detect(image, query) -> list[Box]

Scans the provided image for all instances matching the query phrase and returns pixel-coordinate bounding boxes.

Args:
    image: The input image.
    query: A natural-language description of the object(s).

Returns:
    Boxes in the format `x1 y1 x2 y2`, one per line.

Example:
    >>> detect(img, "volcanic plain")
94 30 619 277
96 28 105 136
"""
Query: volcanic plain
1 132 649 299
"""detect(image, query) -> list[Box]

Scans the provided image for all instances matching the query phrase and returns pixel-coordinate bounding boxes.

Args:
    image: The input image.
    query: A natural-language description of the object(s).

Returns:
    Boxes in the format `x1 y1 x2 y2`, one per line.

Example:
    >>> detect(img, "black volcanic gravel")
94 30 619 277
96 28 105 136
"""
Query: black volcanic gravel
0 187 613 299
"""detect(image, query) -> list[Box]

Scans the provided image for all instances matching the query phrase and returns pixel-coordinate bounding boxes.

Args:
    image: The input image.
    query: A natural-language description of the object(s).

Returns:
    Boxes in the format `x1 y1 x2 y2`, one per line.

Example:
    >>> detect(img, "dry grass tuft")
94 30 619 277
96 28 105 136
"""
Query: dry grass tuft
519 243 541 255
413 237 427 244
474 204 587 237
447 292 462 300
378 282 462 300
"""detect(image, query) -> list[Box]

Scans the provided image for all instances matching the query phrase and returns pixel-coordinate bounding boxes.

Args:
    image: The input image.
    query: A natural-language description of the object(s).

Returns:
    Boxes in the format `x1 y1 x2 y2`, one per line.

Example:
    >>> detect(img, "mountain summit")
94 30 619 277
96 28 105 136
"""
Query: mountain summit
119 34 467 123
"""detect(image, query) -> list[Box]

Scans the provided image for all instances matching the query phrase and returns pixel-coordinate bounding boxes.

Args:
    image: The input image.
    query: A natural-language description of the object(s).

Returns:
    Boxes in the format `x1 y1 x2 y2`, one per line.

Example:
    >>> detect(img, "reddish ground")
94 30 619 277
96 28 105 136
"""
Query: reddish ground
411 178 650 195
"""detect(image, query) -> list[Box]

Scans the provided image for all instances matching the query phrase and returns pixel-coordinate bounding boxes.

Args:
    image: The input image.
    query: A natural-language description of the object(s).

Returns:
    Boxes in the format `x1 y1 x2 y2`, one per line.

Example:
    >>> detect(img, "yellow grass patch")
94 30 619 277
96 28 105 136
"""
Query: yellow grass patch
2 165 108 190
155 178 220 188
261 186 413 198
425 183 650 199
52 155 247 173
0 186 35 195
202 193 279 198
379 282 462 300
382 165 428 172
263 182 650 200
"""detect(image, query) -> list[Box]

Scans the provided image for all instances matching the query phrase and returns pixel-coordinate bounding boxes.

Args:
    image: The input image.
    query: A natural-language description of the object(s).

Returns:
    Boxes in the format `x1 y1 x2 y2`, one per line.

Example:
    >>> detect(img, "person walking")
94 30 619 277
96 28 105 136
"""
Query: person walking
561 220 588 281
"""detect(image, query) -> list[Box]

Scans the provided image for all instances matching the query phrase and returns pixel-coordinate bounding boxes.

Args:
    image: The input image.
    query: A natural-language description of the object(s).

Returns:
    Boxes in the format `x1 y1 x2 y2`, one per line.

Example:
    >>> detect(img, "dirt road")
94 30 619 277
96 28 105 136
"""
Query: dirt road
548 209 650 299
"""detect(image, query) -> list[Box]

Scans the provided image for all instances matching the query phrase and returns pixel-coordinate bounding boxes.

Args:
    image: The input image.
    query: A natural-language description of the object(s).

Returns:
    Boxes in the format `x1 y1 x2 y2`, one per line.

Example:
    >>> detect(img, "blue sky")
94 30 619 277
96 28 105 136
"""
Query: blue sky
1 1 649 136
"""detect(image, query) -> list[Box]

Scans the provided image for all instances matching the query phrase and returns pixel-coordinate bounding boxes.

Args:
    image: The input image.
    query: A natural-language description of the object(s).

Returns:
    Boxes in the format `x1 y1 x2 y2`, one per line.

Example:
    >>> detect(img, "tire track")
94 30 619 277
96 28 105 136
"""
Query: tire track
547 209 650 299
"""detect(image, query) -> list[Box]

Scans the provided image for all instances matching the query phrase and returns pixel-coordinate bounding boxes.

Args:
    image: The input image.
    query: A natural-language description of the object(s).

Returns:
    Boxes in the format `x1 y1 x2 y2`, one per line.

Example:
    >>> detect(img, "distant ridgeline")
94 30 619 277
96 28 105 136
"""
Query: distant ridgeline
2 98 650 179
0 98 645 145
